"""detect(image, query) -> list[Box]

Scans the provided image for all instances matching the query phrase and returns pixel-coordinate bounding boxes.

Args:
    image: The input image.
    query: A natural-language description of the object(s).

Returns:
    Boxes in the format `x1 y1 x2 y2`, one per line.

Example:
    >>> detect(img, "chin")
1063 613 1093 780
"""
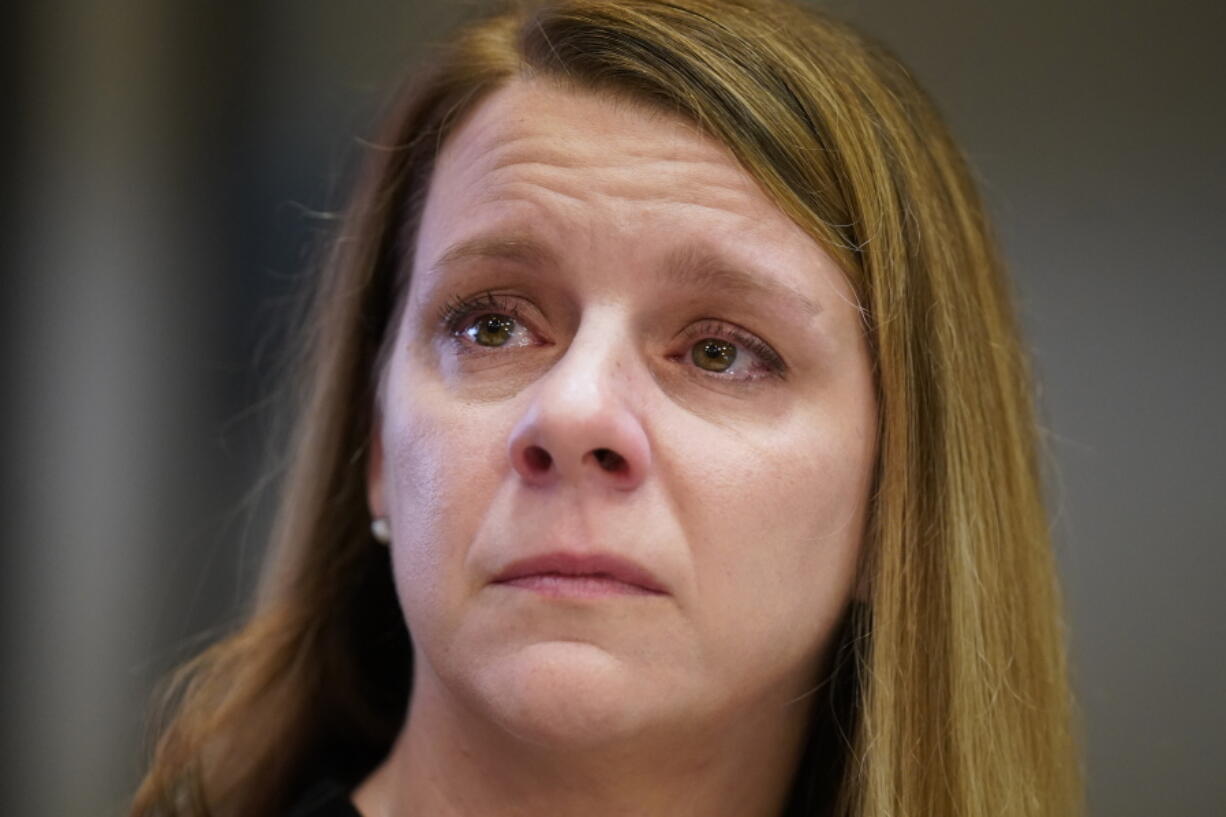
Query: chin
464 640 665 749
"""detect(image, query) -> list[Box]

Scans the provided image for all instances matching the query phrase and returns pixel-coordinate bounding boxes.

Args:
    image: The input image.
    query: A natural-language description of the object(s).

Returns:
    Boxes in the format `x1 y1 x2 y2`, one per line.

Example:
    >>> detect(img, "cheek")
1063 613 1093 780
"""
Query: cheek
675 410 875 676
692 419 872 571
380 379 508 625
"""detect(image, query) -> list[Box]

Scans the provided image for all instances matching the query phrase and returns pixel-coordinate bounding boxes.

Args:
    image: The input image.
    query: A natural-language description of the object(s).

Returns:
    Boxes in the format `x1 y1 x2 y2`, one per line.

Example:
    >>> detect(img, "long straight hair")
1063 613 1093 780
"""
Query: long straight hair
132 1 1082 814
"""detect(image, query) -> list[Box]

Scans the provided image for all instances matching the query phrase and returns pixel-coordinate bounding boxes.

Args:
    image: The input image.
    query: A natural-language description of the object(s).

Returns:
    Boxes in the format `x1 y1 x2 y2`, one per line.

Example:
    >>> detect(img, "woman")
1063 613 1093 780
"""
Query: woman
132 0 1081 815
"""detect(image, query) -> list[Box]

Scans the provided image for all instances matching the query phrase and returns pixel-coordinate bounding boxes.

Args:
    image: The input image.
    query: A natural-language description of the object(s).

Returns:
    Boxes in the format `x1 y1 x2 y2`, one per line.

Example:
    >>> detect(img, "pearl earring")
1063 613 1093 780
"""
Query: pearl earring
370 517 391 545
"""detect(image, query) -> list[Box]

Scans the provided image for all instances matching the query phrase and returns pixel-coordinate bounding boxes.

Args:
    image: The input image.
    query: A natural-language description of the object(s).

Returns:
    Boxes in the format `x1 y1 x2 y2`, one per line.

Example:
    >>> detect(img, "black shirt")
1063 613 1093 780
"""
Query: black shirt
284 779 362 817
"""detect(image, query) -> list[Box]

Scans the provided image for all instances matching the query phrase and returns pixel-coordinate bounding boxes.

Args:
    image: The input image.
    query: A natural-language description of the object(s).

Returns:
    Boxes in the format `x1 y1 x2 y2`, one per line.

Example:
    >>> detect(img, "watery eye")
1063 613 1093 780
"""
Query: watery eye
464 314 517 347
678 320 787 384
691 338 737 372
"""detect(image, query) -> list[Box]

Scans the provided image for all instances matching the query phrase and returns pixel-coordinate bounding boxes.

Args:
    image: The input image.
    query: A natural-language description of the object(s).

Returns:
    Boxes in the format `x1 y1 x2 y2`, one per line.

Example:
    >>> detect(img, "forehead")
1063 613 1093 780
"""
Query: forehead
424 79 794 239
413 79 851 325
437 79 735 184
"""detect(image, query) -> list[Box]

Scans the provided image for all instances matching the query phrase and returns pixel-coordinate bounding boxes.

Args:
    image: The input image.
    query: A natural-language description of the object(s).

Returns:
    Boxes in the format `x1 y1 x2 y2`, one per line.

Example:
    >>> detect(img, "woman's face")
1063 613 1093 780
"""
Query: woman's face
369 80 878 747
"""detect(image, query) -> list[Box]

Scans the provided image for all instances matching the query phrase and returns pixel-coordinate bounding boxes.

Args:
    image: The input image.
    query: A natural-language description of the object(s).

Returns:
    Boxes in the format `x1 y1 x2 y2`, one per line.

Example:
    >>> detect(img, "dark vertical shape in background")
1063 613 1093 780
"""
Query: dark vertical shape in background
6 2 266 814
5 1 1224 815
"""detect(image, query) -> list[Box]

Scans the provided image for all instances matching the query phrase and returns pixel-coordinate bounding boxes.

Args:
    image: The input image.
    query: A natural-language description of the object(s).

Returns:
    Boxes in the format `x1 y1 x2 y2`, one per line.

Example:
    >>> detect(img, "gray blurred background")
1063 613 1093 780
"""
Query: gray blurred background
5 0 1223 815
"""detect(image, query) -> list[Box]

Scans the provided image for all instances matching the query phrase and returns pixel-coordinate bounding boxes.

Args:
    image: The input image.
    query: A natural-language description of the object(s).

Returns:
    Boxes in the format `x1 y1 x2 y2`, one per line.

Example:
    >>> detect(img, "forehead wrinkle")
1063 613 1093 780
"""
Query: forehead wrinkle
485 154 742 188
465 124 751 202
480 134 737 174
473 181 757 239
469 167 762 241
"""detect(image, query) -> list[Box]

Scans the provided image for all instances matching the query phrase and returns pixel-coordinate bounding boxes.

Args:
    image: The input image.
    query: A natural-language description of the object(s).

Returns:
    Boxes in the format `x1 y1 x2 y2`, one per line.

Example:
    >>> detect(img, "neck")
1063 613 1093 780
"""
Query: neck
352 665 814 817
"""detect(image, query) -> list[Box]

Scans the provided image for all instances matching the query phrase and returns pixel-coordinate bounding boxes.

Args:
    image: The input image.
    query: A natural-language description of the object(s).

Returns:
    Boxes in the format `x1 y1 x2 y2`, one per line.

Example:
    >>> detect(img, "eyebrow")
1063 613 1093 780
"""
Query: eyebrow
430 234 553 274
429 234 824 320
661 244 824 320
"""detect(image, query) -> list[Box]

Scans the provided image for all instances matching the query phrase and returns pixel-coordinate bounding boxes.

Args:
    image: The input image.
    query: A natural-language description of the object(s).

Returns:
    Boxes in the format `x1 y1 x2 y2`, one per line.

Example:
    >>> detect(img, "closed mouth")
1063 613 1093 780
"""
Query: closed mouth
492 551 668 596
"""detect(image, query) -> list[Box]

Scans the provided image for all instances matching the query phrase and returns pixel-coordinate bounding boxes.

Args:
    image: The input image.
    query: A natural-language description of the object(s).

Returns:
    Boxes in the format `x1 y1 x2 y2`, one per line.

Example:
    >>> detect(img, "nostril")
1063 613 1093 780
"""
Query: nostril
524 445 552 472
593 448 626 472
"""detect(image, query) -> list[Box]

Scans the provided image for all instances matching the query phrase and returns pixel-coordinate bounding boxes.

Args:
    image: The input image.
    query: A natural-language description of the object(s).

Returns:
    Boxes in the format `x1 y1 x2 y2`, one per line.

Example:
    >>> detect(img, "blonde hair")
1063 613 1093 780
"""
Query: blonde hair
132 1 1082 814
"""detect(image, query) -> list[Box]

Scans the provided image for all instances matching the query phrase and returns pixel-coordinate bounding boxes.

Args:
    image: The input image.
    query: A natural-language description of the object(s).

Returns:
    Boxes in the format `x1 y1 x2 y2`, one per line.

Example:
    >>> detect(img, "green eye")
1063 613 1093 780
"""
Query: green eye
692 338 737 372
467 315 516 347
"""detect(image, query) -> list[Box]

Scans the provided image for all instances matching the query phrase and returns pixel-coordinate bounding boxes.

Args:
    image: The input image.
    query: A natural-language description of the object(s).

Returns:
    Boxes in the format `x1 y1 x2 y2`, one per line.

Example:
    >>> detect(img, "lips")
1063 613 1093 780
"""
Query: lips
492 552 668 596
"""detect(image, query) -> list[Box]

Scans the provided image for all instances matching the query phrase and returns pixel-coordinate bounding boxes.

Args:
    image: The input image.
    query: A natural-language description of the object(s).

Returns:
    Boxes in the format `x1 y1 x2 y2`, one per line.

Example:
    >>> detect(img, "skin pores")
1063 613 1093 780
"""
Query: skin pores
368 79 878 758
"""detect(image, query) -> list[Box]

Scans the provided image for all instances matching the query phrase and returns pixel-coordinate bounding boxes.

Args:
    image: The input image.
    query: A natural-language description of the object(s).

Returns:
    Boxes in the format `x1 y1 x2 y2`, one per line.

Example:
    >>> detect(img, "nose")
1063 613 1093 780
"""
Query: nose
507 316 652 492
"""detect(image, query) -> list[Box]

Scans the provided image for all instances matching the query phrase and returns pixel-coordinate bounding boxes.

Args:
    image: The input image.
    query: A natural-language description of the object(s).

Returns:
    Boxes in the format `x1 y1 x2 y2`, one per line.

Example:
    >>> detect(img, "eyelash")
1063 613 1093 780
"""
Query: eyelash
436 290 787 383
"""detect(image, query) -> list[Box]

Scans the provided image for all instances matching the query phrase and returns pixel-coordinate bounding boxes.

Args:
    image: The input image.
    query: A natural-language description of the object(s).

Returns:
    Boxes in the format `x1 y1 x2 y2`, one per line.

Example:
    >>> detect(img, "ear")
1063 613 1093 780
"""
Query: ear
367 414 387 520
